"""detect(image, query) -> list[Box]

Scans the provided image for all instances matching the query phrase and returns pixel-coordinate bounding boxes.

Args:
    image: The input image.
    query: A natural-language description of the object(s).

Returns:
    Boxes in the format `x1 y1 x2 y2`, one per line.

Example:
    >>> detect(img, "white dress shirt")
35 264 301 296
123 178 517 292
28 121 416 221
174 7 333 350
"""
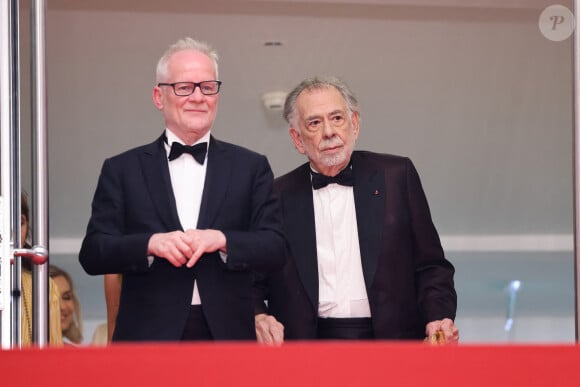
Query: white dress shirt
165 128 210 305
312 170 371 318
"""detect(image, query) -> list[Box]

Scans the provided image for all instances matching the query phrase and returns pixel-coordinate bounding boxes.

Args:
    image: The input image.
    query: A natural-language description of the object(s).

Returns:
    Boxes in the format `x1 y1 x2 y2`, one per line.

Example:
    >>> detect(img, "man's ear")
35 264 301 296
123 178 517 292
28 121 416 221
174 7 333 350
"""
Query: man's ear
152 86 164 111
351 111 360 140
289 127 306 154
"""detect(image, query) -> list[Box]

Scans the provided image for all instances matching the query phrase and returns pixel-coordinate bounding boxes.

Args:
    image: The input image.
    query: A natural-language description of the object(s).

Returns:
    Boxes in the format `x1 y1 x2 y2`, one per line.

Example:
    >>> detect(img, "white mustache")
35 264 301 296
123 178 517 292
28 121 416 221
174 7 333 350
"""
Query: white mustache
318 138 343 151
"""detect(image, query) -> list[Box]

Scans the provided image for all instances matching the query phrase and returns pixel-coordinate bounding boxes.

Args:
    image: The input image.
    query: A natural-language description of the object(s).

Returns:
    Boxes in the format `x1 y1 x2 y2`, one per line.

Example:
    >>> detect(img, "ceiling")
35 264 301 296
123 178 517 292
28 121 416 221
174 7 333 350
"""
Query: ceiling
9 0 577 342
47 0 558 12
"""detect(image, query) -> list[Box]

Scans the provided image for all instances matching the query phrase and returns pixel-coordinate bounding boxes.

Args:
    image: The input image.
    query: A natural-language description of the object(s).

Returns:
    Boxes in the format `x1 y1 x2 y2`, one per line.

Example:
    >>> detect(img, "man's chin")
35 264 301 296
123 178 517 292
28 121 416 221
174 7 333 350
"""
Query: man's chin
184 123 211 135
320 153 348 168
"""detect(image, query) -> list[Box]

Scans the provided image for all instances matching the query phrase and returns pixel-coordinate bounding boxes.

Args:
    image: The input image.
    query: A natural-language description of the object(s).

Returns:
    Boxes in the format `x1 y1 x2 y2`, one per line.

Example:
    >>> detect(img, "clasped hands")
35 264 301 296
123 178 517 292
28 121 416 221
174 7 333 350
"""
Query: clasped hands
147 229 226 268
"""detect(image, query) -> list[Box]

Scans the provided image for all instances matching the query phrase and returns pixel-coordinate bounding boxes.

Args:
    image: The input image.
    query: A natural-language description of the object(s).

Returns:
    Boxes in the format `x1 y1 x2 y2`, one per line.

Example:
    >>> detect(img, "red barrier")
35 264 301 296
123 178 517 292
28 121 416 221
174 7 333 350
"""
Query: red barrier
1 342 578 386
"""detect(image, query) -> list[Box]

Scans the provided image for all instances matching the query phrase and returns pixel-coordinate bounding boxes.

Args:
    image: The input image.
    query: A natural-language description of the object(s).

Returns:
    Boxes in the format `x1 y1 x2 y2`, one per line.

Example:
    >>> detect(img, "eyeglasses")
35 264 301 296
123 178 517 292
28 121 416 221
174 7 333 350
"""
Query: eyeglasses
157 81 222 96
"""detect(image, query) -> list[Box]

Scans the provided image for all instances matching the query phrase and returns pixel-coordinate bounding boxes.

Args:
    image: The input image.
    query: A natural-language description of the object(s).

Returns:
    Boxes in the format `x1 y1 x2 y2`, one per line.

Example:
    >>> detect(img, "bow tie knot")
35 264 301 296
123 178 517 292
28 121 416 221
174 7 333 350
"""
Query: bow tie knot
311 166 354 190
168 141 207 164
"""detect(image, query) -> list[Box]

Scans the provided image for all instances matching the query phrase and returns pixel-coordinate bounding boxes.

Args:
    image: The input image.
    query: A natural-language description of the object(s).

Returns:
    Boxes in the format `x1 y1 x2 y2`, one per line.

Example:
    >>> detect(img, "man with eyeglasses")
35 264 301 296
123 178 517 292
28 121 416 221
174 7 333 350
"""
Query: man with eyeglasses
79 37 285 342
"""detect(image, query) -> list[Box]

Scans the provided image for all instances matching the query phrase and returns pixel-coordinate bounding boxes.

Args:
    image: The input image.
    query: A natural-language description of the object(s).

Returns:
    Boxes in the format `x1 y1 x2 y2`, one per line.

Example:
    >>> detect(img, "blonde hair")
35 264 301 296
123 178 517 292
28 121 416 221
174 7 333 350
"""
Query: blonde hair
49 265 83 344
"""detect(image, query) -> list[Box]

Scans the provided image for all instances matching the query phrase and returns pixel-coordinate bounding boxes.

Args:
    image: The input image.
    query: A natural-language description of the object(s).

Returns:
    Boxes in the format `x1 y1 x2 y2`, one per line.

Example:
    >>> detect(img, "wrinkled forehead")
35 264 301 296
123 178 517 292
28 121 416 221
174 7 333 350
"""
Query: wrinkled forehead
296 86 347 117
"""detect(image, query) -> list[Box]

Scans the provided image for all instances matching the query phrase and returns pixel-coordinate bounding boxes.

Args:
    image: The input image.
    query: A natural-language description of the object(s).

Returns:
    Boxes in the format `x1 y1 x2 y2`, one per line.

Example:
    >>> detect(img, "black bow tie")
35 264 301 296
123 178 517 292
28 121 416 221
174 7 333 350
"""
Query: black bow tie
168 141 207 164
311 166 354 190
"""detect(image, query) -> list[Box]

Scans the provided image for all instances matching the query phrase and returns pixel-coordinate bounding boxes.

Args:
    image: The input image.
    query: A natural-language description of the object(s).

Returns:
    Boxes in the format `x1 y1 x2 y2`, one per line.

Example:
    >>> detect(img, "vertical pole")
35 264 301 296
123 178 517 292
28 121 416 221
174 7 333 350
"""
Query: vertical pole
0 0 14 350
574 0 580 342
10 0 22 349
31 0 49 347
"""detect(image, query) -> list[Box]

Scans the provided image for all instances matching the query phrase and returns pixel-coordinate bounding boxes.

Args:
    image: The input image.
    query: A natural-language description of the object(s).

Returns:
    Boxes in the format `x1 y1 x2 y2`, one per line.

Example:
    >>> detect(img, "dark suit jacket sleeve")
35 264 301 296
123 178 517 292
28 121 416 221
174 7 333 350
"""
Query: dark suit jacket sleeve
79 157 153 275
405 158 457 322
221 154 286 273
251 270 270 315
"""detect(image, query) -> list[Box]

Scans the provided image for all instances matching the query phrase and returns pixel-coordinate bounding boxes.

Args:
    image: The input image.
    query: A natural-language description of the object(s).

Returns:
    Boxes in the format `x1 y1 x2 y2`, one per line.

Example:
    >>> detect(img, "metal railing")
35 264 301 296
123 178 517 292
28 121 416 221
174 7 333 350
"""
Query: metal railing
0 0 49 349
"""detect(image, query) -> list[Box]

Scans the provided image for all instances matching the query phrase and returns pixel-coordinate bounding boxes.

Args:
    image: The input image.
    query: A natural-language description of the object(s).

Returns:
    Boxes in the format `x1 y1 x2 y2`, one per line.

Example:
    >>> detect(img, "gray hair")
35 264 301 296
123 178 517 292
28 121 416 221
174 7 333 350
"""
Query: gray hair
283 76 360 127
156 37 219 82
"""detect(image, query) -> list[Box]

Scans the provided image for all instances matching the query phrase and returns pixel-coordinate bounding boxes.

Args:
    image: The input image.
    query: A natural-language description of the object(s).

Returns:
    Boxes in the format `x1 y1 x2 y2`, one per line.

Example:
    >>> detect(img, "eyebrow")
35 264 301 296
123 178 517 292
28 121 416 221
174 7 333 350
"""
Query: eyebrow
304 109 344 121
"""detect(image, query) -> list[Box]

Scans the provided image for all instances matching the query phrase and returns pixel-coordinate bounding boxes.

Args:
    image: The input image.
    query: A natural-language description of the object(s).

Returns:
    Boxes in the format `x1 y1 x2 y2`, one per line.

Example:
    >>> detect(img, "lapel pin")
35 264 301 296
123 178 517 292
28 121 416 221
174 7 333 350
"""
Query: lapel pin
373 190 379 196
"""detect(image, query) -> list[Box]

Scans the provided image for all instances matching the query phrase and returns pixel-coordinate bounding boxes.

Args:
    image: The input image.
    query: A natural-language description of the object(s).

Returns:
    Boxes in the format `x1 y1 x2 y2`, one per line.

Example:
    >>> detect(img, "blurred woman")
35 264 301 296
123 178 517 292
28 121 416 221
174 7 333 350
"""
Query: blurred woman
20 192 63 346
49 265 83 345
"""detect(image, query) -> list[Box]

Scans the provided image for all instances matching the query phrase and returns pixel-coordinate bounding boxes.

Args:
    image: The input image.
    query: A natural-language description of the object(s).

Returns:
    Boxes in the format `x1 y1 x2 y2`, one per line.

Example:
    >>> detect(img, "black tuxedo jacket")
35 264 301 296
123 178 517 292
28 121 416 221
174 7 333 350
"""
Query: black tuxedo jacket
80 134 285 341
255 151 456 340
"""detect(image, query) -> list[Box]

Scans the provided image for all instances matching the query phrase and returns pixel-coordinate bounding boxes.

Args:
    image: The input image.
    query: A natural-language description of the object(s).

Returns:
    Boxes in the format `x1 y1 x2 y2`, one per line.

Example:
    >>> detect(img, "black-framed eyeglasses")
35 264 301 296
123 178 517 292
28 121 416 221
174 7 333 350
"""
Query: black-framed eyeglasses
157 81 222 96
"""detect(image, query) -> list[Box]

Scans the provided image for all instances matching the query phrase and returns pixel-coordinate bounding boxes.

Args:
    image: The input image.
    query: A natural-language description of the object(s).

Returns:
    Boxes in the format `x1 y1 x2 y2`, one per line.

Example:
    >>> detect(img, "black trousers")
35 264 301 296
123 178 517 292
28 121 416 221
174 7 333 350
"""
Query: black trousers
181 305 213 341
317 317 374 340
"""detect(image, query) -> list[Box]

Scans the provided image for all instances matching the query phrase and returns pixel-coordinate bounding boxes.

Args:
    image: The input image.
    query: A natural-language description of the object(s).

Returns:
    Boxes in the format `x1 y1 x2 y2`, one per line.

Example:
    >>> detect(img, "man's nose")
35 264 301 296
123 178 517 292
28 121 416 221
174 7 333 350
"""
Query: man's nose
187 87 205 101
321 119 335 137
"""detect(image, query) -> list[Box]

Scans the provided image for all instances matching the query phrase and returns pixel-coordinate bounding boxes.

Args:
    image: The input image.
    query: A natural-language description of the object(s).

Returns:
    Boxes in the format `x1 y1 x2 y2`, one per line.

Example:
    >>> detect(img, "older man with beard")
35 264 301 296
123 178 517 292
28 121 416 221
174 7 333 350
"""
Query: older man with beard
253 76 459 344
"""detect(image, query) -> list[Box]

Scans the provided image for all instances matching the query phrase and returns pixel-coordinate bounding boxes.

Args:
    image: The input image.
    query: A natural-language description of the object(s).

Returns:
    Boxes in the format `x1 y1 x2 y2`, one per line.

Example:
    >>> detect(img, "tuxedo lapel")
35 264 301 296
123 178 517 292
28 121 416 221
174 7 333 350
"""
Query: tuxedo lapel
352 152 385 288
197 136 230 229
283 165 319 310
140 135 182 230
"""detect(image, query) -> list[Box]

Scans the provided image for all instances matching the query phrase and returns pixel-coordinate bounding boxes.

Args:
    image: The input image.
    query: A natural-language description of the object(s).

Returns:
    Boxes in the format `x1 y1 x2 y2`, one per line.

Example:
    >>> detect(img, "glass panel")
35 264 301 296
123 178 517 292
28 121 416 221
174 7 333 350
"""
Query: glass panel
28 1 575 344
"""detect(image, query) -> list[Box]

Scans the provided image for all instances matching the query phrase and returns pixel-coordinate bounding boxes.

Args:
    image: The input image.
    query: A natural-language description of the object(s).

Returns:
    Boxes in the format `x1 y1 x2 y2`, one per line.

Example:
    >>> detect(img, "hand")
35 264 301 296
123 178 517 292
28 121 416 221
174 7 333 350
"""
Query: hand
425 318 459 345
147 231 195 267
255 313 284 346
183 229 227 268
